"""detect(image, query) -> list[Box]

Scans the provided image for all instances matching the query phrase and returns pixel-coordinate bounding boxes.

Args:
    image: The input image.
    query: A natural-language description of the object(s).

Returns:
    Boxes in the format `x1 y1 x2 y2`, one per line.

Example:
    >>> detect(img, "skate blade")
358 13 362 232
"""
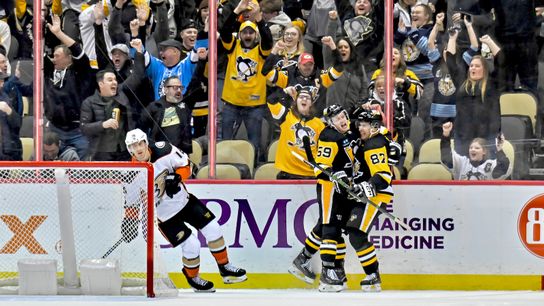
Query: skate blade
192 287 216 293
288 266 315 284
222 275 248 284
361 284 381 292
318 282 344 292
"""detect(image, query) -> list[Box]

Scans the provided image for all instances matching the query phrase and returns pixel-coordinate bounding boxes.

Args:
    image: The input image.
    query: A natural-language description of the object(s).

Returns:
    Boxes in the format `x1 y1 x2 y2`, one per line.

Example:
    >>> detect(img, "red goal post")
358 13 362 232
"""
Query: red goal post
0 161 175 297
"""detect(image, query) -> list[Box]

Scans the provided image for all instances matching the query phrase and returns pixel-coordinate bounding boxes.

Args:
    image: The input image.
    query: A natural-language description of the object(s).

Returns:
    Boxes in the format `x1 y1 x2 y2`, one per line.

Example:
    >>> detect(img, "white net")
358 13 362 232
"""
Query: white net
0 163 177 297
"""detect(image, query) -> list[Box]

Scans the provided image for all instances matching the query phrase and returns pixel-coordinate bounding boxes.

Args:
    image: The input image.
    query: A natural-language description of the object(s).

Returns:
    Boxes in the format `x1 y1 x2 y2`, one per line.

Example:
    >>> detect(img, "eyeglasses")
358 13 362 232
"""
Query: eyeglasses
166 85 183 90
283 32 298 37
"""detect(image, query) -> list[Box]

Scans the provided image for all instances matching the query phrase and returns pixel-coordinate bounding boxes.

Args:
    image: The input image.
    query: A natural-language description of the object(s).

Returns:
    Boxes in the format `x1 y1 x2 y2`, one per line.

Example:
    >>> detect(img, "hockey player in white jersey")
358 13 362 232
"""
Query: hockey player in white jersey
124 129 247 292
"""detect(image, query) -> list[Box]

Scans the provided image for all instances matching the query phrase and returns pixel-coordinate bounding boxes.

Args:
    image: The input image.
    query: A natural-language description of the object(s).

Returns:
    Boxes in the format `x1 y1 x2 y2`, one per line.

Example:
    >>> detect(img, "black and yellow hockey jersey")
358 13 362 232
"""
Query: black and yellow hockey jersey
269 102 325 177
353 133 394 201
315 127 355 182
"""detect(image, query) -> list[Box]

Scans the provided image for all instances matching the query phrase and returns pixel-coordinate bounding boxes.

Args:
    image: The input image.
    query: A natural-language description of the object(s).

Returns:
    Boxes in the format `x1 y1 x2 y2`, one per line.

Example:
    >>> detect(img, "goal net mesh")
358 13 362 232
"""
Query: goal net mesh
0 162 176 297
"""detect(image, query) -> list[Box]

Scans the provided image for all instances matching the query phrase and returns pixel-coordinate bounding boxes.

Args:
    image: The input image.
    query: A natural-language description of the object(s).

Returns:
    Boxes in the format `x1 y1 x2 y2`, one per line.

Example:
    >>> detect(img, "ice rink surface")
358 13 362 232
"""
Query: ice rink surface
1 290 544 306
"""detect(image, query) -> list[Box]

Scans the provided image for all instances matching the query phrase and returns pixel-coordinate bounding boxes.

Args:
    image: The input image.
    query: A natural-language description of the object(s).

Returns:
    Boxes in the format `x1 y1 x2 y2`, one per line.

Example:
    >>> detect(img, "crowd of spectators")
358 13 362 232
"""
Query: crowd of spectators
0 0 544 179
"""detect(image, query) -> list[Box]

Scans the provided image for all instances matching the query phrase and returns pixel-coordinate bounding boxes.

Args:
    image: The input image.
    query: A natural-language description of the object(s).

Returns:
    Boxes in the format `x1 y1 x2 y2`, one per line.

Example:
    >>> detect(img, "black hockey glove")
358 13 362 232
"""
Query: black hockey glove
121 217 139 243
164 173 182 198
332 170 349 193
388 141 402 166
351 181 376 200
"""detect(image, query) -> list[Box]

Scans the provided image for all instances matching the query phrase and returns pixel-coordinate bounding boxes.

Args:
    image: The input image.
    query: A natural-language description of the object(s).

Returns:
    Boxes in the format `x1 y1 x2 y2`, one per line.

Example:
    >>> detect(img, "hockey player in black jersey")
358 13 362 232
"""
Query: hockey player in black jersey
348 110 394 292
124 129 247 292
307 104 355 292
289 107 400 291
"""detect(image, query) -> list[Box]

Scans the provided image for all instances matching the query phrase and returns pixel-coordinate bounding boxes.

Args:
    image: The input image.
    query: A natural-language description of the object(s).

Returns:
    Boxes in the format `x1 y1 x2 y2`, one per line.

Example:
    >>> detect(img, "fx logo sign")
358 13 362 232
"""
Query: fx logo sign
0 215 48 254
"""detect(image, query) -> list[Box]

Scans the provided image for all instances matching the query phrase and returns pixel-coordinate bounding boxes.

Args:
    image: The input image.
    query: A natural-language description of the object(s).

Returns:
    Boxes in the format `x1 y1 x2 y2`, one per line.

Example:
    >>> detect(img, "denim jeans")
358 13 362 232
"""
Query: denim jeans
221 102 266 155
47 123 89 160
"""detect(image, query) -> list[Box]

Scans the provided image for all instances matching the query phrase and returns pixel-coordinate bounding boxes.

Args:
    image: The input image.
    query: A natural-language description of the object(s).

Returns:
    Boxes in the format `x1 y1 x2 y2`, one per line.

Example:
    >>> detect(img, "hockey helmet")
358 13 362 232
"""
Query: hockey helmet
125 128 148 154
323 104 349 129
324 104 346 119
357 109 383 123
357 109 383 131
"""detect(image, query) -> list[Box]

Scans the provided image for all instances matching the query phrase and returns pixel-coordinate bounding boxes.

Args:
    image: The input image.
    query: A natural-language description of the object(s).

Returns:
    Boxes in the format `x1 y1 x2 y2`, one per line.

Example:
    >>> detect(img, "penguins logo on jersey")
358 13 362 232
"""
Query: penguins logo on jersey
275 58 298 70
342 138 355 169
344 15 374 46
402 38 420 62
437 70 456 96
288 123 316 148
465 170 486 180
234 56 258 82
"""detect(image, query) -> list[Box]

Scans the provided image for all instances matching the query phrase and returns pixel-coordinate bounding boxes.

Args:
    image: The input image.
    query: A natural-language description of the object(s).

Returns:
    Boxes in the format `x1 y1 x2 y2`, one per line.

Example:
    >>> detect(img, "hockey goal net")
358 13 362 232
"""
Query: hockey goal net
0 161 176 297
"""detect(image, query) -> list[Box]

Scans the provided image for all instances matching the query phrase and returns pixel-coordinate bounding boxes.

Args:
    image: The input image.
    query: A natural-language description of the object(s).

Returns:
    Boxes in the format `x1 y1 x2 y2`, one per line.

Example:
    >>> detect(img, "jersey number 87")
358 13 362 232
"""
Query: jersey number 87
370 153 386 164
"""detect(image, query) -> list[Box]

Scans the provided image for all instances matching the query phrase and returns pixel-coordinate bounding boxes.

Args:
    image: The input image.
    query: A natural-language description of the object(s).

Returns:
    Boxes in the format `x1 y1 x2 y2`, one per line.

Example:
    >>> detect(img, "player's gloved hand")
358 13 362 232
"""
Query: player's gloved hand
351 181 376 199
332 170 349 193
121 217 139 243
164 173 181 198
388 141 402 166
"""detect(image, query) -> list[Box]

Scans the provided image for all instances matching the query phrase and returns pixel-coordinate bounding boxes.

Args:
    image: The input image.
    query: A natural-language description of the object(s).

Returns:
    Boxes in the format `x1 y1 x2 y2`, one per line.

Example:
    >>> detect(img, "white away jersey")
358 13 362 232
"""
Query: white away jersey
149 141 192 221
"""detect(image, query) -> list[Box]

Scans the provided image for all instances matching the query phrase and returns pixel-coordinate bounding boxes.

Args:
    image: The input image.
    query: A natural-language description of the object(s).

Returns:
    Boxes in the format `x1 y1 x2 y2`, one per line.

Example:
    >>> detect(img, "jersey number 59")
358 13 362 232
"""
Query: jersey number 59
317 146 332 158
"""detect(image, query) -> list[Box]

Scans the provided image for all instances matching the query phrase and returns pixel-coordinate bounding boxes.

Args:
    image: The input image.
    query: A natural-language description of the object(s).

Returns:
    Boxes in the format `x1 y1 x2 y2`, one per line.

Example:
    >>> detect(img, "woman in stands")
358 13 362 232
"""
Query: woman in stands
261 25 305 108
440 122 510 180
446 31 503 156
369 47 423 115
333 0 385 74
324 10 369 115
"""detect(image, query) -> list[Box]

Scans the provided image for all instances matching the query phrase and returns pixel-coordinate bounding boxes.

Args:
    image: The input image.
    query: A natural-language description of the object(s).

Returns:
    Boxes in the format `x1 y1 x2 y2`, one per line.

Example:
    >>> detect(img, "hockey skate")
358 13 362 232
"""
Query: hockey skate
288 251 316 284
318 267 344 292
183 269 216 292
360 272 381 292
218 263 248 284
335 266 347 290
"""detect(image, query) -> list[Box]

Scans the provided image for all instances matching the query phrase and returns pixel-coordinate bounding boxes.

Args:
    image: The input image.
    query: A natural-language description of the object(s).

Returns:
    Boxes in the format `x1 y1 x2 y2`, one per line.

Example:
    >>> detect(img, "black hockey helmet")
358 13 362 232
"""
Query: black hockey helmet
323 104 349 128
323 104 345 119
357 109 383 131
357 109 383 123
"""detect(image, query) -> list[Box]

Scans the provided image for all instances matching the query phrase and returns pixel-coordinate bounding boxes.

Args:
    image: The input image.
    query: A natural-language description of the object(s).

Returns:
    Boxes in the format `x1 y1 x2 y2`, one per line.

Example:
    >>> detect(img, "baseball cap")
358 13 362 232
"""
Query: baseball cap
239 21 258 33
298 53 314 65
111 43 129 55
159 39 183 51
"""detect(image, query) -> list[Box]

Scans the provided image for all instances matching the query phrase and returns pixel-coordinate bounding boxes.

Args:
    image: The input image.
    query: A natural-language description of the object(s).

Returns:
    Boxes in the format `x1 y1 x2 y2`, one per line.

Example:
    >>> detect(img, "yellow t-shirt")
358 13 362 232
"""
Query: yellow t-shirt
222 37 270 107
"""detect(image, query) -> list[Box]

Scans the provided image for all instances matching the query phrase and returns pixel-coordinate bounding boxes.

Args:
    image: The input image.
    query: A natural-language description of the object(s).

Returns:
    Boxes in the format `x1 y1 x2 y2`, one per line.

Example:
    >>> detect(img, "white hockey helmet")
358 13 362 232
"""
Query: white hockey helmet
125 128 148 155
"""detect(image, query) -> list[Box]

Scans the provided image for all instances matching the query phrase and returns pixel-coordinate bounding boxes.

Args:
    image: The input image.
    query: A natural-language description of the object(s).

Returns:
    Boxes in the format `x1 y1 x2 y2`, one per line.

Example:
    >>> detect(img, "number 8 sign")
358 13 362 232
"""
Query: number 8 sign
518 194 544 258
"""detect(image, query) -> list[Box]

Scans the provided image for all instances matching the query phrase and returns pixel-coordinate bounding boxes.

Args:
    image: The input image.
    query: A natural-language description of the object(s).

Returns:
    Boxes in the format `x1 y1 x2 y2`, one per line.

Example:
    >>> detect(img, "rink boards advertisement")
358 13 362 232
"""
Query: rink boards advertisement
169 181 544 290
1 180 543 290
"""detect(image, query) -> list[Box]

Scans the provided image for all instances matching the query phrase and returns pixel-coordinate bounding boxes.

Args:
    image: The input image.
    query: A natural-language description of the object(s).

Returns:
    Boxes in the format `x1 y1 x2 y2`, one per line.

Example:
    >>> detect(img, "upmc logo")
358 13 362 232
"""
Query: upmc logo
518 194 544 258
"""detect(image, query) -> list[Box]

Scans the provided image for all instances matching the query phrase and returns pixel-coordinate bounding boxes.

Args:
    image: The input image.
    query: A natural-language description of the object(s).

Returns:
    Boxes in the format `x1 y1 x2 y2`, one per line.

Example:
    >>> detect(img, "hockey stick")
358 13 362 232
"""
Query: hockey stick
291 151 411 231
102 239 123 259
